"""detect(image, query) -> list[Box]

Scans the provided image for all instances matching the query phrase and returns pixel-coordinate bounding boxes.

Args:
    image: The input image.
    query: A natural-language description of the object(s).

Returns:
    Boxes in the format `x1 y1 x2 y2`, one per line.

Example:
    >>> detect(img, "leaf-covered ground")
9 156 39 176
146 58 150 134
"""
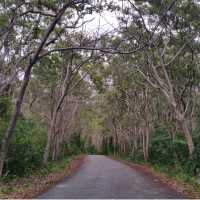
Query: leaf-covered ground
0 155 85 199
112 157 200 199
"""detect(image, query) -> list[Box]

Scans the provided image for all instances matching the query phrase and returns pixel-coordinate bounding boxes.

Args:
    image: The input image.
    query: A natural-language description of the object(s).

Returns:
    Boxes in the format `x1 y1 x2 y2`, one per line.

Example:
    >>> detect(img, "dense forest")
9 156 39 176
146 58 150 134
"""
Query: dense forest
0 0 200 189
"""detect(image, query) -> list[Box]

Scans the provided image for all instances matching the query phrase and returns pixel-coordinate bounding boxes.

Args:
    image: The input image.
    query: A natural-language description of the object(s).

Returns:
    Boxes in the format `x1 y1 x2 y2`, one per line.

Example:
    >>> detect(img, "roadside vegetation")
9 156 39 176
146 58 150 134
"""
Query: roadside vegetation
0 0 200 198
0 155 85 198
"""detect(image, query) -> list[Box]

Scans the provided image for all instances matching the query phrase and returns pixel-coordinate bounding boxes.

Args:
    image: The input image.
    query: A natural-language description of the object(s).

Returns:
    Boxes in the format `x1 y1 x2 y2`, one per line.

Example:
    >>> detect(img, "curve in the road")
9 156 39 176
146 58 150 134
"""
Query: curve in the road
38 155 183 199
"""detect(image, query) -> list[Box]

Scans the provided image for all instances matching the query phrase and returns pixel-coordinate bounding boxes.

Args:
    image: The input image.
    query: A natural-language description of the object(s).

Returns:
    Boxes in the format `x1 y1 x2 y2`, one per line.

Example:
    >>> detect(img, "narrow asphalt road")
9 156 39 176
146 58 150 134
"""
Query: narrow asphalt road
38 155 183 199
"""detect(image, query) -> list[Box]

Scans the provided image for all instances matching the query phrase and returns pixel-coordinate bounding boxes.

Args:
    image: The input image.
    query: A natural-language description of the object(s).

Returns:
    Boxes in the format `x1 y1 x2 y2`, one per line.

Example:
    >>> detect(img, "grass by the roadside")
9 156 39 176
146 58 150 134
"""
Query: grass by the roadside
0 155 85 199
151 162 200 196
38 157 71 176
113 155 200 198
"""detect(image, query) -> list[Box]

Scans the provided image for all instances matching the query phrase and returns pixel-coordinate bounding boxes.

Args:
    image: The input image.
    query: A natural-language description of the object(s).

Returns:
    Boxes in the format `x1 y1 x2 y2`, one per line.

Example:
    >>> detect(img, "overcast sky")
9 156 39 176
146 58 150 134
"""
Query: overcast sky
81 1 122 36
83 11 119 34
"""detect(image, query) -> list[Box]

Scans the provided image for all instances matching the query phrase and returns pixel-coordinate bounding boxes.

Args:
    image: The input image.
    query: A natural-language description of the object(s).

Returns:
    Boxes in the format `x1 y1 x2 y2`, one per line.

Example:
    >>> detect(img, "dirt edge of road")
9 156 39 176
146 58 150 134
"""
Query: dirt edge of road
0 155 86 199
111 156 199 199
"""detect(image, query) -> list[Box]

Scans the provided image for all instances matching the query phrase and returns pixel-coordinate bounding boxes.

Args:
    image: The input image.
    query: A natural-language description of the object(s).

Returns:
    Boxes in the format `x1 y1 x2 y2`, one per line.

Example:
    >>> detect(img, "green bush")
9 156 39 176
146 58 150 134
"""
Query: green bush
148 125 200 177
149 126 188 166
1 118 46 178
0 96 11 120
128 149 144 163
186 134 200 175
100 137 115 155
64 133 98 156
65 133 86 156
149 127 174 165
85 144 98 154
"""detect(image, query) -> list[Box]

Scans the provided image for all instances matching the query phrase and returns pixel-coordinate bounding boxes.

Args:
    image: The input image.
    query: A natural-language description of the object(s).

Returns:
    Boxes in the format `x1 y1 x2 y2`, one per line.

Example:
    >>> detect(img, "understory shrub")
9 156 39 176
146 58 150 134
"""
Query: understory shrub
0 117 47 178
149 126 188 167
65 133 86 156
148 125 200 177
186 134 200 175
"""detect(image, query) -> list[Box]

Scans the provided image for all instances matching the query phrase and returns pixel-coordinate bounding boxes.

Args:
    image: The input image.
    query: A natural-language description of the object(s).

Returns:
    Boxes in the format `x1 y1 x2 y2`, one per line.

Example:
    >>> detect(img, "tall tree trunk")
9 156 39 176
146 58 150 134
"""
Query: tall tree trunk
145 127 149 161
175 108 194 157
0 65 32 176
52 132 61 161
142 127 149 162
43 111 57 164
43 125 54 164
0 3 71 177
52 133 57 161
142 130 147 162
179 119 194 157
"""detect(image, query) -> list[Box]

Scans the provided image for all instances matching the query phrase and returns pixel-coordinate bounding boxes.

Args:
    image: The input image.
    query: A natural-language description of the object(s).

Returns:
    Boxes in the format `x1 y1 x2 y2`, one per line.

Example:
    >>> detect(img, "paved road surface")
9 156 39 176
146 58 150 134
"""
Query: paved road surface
38 155 183 199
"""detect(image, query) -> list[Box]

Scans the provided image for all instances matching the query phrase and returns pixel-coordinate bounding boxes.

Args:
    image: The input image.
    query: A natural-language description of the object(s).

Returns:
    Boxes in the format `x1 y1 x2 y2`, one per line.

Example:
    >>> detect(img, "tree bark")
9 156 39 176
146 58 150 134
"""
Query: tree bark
145 127 149 161
43 122 55 164
0 65 32 176
43 110 58 164
179 119 194 157
175 108 194 157
0 2 72 176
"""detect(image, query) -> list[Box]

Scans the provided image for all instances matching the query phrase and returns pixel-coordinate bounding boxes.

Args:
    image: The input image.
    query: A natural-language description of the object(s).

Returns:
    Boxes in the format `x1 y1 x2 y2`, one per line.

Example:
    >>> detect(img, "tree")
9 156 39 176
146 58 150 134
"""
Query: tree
0 0 90 177
112 0 200 157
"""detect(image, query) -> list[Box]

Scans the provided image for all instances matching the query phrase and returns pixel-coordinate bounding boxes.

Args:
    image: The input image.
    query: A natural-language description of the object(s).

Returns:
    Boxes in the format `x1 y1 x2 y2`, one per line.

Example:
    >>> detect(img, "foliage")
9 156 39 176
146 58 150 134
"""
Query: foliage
186 134 200 175
0 0 200 189
127 125 200 177
0 119 91 180
149 127 188 166
65 133 98 156
100 137 114 155
0 156 79 198
0 96 11 120
65 133 85 156
0 118 47 178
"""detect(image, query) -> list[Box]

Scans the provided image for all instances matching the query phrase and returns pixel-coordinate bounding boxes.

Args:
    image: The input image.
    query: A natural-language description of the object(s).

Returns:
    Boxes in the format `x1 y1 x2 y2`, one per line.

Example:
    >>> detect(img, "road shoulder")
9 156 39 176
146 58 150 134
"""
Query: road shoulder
110 156 200 198
0 155 86 199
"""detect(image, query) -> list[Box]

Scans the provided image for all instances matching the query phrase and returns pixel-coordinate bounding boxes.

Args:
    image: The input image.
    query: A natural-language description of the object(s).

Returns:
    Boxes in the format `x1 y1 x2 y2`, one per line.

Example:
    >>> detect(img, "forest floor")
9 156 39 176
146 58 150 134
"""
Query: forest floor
112 156 200 198
0 154 85 199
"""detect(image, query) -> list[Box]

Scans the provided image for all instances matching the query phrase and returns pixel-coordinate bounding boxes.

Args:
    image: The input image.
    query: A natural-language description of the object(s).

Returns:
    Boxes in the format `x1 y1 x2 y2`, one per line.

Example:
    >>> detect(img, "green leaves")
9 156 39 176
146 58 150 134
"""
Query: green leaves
3 118 47 177
33 54 60 89
0 14 8 28
0 96 11 120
